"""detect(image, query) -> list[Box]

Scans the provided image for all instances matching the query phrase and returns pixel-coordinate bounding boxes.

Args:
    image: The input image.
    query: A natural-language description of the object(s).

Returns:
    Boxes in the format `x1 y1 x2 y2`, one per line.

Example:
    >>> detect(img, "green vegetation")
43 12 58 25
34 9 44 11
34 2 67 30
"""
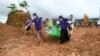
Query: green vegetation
7 0 29 14
7 4 17 11
19 1 29 9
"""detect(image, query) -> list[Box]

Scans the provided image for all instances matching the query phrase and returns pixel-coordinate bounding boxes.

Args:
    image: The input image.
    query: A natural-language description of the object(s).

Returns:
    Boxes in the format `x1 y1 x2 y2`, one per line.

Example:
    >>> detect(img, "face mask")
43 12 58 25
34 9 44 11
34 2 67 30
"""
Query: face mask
56 21 60 24
60 19 63 21
33 16 37 19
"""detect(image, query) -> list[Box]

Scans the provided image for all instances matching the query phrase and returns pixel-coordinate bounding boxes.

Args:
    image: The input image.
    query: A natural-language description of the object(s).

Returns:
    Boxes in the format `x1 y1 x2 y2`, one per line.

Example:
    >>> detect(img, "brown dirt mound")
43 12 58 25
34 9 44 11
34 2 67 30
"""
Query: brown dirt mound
0 24 100 56
6 10 30 27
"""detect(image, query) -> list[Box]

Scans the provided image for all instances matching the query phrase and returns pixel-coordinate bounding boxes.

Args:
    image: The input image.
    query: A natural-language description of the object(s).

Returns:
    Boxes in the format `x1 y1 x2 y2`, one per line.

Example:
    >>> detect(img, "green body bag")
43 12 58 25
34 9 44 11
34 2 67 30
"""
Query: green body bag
50 26 61 39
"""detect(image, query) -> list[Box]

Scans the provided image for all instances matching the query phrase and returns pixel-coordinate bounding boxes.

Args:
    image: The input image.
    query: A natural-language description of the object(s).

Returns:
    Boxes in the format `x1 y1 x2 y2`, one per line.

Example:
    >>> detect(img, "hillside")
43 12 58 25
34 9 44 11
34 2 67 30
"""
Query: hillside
0 24 100 56
6 10 30 27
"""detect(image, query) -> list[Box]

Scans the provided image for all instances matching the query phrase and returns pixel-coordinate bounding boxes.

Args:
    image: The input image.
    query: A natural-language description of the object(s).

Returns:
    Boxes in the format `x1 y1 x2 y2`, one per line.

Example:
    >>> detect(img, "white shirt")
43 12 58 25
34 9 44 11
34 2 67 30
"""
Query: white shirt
68 18 75 28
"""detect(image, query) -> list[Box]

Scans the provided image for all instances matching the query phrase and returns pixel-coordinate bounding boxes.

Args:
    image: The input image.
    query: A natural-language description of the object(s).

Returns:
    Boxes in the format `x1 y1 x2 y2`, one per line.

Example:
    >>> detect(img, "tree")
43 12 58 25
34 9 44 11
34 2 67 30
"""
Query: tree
7 4 17 11
19 1 29 9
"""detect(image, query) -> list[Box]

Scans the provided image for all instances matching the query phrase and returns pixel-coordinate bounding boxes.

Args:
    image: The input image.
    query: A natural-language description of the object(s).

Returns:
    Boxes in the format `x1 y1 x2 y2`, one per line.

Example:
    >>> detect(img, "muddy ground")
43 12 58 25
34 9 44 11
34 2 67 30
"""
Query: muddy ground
0 24 100 56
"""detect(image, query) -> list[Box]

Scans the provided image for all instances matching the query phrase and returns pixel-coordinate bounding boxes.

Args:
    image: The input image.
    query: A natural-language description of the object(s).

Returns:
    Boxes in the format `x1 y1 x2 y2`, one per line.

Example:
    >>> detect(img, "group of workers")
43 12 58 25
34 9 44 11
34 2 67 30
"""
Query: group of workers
25 13 75 45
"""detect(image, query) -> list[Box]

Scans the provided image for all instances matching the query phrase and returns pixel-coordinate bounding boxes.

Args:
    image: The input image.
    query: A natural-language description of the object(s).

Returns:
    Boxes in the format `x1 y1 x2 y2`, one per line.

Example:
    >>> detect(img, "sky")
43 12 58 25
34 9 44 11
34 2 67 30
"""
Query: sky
0 0 100 23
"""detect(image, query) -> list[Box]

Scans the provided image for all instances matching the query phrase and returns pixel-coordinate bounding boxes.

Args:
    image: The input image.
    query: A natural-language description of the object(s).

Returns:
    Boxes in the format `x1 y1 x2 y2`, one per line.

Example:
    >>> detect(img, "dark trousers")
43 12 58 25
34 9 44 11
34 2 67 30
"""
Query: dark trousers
60 29 69 44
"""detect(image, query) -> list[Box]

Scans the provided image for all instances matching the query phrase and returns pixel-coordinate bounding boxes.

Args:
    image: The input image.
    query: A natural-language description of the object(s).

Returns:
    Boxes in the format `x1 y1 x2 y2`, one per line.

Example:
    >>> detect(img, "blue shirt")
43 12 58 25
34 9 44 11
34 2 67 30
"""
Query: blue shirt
32 17 42 29
59 19 68 29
